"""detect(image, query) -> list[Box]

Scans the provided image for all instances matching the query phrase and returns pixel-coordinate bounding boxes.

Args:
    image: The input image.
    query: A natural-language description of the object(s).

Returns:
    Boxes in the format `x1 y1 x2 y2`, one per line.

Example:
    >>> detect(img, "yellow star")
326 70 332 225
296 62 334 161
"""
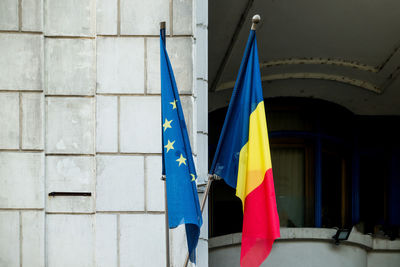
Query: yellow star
176 154 187 166
164 140 175 153
163 118 173 132
170 99 177 109
190 174 196 181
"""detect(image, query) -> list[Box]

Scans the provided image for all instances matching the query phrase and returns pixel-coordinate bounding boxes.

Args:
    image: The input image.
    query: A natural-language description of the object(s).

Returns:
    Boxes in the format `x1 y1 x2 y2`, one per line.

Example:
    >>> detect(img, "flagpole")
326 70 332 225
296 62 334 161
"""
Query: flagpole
160 21 171 267
161 175 170 267
183 14 261 267
183 174 217 267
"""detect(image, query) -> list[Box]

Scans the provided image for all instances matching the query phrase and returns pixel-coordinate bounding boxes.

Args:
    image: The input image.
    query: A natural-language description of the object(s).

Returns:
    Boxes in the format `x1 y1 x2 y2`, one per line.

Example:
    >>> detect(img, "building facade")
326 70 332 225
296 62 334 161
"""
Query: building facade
0 0 208 266
1 0 400 267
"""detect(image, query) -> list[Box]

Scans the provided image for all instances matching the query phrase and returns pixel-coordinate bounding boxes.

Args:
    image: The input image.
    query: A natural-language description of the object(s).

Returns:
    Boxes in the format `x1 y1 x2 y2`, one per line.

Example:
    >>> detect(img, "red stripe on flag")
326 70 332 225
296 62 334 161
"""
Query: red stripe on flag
240 168 280 267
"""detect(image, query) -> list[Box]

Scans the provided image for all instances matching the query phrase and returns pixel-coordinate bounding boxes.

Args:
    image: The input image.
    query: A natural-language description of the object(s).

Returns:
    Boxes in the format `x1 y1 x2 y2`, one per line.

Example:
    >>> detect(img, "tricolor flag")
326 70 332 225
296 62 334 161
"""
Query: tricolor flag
209 29 280 266
160 27 203 263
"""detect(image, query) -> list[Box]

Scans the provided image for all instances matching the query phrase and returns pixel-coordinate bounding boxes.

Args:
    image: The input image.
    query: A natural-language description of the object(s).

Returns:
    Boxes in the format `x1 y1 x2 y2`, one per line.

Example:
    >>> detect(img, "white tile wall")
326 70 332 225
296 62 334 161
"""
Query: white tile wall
44 0 95 36
46 97 95 154
120 214 166 267
0 34 43 91
0 93 19 149
120 96 161 153
45 38 96 95
0 211 20 267
96 96 118 152
0 152 44 208
46 215 95 267
96 155 144 211
21 93 44 149
120 0 169 35
97 37 145 94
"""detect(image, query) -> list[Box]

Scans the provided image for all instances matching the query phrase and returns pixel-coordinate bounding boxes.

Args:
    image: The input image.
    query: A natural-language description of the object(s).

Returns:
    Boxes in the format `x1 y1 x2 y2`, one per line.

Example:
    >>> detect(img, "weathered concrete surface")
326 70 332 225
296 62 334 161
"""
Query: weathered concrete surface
95 214 118 267
120 0 169 35
96 155 144 211
46 97 94 154
0 211 19 267
22 0 43 31
46 156 95 213
96 96 118 152
120 214 166 267
21 211 45 267
0 152 44 208
45 38 95 95
0 33 43 91
120 96 161 153
44 0 95 36
46 215 95 267
96 0 117 35
0 93 19 149
144 156 165 212
0 0 18 30
173 0 193 35
97 37 144 94
21 93 44 149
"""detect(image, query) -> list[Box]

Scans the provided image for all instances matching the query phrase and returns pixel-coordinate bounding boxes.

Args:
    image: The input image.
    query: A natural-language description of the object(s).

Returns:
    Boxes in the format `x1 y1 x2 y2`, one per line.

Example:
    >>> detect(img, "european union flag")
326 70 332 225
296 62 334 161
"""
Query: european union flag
160 28 202 263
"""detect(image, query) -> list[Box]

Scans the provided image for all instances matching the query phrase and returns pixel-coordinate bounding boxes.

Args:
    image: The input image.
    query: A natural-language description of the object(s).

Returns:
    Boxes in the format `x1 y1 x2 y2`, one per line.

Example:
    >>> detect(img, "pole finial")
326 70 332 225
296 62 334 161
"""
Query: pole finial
251 14 261 30
160 21 166 30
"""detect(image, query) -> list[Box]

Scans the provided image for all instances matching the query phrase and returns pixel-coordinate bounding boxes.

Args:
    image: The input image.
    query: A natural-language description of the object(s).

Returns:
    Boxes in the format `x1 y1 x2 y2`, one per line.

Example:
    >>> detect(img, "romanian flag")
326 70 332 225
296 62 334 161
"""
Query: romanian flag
209 29 280 266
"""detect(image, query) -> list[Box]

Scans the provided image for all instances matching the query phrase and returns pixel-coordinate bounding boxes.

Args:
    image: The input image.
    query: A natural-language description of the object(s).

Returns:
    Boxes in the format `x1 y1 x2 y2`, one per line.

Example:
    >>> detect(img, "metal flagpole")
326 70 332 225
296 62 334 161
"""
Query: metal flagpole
160 21 171 267
162 175 170 267
183 14 262 267
183 174 217 267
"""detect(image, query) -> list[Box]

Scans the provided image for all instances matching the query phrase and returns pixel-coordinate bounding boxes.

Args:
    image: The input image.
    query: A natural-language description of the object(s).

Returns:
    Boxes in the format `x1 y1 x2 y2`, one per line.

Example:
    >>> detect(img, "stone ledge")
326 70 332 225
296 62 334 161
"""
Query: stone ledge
209 228 400 251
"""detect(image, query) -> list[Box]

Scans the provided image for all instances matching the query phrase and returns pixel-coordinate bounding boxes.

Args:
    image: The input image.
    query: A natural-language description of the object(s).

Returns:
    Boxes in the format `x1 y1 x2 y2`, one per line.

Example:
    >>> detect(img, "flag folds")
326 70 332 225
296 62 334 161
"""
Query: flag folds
209 30 280 267
160 30 202 263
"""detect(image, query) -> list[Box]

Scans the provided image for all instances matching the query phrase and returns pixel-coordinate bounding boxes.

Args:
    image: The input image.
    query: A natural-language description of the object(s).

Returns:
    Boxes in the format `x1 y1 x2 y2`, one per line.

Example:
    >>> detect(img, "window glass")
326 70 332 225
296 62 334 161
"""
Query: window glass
321 151 343 228
271 147 305 227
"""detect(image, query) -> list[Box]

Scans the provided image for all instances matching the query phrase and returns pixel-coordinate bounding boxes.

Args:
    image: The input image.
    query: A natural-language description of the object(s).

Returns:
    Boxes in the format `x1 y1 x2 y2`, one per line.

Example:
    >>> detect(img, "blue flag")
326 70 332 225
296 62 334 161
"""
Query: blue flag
160 29 203 263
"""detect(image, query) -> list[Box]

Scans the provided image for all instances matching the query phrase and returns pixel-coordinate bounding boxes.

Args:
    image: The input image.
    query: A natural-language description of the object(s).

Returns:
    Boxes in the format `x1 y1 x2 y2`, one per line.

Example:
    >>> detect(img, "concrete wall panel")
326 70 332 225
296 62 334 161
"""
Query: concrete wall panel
0 152 44 208
44 0 95 36
46 215 94 267
367 252 400 267
0 34 43 91
96 0 118 35
21 93 44 149
21 0 43 31
96 96 118 152
173 0 192 35
46 97 94 154
21 211 45 267
120 96 161 153
46 156 95 213
45 38 95 95
120 214 166 267
95 214 118 267
0 0 18 30
97 37 144 94
210 240 369 267
0 93 19 149
120 0 169 35
96 155 144 211
0 211 19 267
145 156 165 211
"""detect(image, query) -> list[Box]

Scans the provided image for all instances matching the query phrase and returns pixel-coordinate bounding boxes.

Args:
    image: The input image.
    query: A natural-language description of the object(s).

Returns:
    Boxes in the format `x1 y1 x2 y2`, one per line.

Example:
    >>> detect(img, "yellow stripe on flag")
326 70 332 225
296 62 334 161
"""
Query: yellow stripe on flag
236 101 272 206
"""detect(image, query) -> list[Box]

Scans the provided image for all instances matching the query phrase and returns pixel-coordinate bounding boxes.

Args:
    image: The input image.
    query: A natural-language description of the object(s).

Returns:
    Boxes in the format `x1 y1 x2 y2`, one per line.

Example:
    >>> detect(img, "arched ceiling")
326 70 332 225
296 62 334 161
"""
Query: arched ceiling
209 0 400 115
